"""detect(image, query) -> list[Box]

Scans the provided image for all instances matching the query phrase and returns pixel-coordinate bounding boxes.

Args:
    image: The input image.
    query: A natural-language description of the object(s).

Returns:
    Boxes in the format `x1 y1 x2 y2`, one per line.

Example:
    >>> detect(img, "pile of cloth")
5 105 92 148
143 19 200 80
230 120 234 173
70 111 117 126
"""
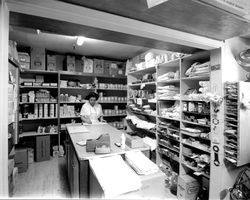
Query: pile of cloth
183 81 210 101
160 101 180 119
185 61 210 77
158 71 180 82
126 114 156 130
158 85 180 100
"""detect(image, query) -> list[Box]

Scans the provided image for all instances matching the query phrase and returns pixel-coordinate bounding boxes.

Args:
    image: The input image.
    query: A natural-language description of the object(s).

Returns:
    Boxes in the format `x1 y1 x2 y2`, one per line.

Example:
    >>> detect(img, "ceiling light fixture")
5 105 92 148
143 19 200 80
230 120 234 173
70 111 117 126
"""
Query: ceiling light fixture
76 36 86 46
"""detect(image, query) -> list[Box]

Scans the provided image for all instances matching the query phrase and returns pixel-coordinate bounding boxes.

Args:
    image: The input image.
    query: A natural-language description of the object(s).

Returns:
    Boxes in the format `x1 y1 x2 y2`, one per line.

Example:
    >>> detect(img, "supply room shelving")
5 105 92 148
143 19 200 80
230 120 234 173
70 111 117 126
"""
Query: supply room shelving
18 62 127 154
127 50 212 199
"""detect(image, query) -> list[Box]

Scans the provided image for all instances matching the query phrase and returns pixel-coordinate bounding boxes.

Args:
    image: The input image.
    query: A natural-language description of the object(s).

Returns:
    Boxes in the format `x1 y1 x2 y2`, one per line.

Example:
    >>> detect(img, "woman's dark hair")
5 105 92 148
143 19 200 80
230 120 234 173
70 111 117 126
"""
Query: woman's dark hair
85 92 99 100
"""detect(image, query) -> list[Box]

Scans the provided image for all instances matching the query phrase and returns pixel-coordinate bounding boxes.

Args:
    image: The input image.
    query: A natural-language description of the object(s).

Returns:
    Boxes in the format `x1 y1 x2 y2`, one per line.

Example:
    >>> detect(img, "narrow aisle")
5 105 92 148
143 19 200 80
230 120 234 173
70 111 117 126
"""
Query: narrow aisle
14 156 70 198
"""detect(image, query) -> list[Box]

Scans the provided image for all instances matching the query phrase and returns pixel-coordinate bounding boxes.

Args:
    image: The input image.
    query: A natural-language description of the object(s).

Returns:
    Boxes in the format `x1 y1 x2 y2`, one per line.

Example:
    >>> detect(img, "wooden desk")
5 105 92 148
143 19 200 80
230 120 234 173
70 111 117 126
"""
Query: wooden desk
66 123 150 198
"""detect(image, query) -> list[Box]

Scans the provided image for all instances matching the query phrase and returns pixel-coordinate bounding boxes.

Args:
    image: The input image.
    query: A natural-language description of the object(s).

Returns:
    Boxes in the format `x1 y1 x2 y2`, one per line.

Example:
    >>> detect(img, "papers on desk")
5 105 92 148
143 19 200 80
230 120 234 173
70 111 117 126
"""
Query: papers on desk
67 125 89 133
89 155 141 198
143 136 157 151
82 122 107 126
125 151 159 175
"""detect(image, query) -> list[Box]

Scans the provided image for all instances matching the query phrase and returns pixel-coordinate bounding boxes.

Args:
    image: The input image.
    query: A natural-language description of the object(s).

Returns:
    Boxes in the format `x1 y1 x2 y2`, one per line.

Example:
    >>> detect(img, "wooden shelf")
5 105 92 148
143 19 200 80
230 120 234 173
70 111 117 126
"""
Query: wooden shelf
182 120 210 128
158 98 180 101
181 131 211 142
157 79 180 83
19 131 58 138
20 117 58 121
59 70 126 79
182 142 210 154
99 101 127 104
158 115 180 121
181 76 210 81
129 81 156 87
183 111 210 116
60 87 93 90
60 101 85 104
182 98 209 102
97 88 127 91
20 86 58 89
158 142 180 154
20 69 58 75
181 162 210 179
128 66 156 76
20 102 57 104
157 132 180 142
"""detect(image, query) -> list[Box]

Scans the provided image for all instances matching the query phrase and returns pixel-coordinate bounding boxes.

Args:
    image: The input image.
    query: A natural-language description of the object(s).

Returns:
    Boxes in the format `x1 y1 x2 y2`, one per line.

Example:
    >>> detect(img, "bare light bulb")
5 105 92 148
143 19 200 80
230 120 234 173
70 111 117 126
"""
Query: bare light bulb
76 36 85 46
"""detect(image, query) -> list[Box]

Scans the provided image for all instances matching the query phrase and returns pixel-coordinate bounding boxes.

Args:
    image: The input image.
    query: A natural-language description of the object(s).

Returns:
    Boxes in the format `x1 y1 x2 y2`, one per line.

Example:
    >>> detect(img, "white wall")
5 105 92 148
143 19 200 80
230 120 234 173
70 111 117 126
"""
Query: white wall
0 0 9 197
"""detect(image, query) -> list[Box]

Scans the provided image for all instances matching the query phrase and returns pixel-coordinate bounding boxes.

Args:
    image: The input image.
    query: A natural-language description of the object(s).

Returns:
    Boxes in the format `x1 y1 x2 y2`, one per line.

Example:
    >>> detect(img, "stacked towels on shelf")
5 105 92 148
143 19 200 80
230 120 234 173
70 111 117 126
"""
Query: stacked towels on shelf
185 61 210 77
158 71 180 82
158 85 180 100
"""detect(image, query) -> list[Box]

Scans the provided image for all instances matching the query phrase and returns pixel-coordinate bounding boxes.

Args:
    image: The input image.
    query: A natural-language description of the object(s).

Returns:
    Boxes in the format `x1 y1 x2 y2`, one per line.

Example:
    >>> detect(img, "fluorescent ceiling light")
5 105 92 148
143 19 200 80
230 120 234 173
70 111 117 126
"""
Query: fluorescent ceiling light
76 36 86 46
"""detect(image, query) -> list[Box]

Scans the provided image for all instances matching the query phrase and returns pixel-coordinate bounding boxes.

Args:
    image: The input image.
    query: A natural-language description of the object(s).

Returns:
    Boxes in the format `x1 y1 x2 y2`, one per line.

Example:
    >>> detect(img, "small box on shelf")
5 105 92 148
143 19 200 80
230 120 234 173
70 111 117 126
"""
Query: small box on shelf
93 59 104 74
31 47 45 71
82 57 93 73
64 55 75 72
47 54 57 71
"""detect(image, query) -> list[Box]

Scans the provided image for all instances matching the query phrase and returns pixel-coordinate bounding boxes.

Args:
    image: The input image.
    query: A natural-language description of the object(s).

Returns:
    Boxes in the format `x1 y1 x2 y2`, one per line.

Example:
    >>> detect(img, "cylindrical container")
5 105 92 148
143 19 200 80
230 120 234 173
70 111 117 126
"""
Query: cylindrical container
121 133 125 150
34 104 38 118
44 103 48 118
39 104 43 118
50 104 54 117
198 103 203 113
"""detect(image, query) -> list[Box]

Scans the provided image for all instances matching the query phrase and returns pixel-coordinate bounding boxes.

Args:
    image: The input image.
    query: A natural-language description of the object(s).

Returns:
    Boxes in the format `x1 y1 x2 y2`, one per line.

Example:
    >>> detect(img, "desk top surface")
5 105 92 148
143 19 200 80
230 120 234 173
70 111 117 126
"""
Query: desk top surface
67 123 149 161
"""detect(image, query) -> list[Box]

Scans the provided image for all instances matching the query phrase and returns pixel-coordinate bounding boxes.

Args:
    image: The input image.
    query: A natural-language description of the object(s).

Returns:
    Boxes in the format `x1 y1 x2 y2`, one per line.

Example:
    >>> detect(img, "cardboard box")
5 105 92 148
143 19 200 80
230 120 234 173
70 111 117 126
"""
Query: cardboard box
47 54 57 71
177 175 200 200
14 148 28 173
75 58 83 72
110 63 118 76
18 52 30 63
104 60 111 75
93 59 104 74
83 58 93 73
64 55 75 72
31 47 45 70
125 135 143 148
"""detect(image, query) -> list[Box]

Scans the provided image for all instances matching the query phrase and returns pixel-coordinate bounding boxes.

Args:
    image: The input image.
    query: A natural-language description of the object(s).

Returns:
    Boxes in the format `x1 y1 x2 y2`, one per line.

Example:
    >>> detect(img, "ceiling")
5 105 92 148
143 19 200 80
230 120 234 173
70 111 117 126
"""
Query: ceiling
8 0 250 60
59 0 250 41
9 26 150 61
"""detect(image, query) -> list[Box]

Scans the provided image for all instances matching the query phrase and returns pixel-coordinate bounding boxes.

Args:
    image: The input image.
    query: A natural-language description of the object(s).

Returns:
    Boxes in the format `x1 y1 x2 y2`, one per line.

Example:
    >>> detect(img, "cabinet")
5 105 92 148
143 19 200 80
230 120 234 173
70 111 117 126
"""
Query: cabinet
35 135 50 162
224 81 250 166
67 140 79 198
127 50 212 199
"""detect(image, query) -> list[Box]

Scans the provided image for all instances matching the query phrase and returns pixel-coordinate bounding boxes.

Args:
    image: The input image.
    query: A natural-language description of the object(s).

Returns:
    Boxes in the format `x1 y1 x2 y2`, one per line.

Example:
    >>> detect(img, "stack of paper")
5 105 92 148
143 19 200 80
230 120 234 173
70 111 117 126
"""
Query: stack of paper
125 151 158 175
67 125 89 133
89 155 141 198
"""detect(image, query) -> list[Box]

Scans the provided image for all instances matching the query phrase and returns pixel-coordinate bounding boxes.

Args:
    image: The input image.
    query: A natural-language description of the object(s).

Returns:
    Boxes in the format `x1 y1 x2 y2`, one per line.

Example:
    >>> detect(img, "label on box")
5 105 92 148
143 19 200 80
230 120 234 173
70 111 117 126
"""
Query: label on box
83 58 93 73
94 59 104 74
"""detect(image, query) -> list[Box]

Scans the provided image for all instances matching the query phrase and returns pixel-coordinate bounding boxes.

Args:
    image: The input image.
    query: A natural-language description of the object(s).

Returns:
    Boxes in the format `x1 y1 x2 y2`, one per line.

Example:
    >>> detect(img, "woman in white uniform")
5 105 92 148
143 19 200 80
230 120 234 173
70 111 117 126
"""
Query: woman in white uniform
80 92 104 124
